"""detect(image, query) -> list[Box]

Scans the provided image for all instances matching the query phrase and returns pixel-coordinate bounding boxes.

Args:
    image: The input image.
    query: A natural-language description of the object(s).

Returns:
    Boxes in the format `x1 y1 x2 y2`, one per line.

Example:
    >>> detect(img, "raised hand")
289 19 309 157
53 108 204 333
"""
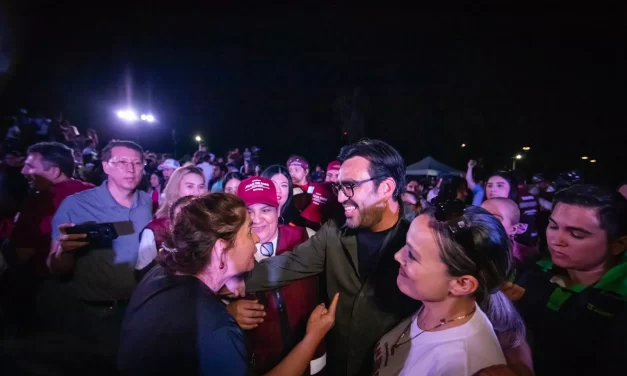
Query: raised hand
306 293 339 342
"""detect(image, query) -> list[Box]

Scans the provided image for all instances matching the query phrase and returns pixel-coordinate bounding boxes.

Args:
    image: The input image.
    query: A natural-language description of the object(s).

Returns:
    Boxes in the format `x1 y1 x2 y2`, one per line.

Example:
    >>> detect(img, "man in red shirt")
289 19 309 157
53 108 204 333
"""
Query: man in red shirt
12 142 94 278
325 160 341 184
4 142 92 331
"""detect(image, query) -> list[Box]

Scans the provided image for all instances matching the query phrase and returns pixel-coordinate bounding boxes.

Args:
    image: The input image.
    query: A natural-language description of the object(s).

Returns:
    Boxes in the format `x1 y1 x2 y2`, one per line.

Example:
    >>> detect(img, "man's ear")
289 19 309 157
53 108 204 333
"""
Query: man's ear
45 165 62 180
102 160 111 175
609 235 627 257
378 177 397 199
513 223 528 235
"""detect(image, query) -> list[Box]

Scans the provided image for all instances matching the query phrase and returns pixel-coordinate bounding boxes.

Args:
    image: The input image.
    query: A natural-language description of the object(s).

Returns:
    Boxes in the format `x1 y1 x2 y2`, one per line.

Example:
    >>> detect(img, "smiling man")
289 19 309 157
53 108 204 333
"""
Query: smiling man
11 142 94 276
5 142 93 331
232 139 419 376
509 184 627 375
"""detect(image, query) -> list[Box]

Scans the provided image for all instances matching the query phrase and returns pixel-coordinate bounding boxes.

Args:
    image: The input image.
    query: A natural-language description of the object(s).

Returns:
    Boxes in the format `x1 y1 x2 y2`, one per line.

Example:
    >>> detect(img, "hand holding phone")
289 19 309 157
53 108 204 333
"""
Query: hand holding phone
65 222 119 243
58 223 90 254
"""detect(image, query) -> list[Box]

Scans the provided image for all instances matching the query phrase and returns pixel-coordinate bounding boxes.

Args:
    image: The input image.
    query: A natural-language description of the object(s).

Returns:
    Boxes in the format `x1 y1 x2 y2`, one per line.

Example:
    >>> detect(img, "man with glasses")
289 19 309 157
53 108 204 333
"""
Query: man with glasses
38 140 152 365
227 177 325 375
226 139 419 376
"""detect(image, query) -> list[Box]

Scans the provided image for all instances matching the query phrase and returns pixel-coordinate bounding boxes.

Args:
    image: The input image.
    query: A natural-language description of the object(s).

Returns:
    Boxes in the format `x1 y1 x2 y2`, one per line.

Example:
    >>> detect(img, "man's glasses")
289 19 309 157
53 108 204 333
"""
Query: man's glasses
108 159 144 171
331 176 384 198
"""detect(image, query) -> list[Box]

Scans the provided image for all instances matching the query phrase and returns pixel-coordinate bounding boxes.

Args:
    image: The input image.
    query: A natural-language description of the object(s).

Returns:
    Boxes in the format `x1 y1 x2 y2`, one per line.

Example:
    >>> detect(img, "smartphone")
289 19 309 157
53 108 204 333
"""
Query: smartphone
66 223 119 243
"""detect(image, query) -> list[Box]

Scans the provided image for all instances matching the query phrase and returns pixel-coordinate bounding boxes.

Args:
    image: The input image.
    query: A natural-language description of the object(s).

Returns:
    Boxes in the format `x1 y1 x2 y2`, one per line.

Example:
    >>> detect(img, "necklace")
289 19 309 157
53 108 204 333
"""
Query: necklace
391 305 477 354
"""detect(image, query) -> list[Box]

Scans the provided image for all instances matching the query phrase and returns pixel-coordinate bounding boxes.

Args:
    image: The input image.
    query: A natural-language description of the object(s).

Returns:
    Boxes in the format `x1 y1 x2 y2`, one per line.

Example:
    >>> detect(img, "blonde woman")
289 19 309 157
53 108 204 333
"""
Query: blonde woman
135 166 206 280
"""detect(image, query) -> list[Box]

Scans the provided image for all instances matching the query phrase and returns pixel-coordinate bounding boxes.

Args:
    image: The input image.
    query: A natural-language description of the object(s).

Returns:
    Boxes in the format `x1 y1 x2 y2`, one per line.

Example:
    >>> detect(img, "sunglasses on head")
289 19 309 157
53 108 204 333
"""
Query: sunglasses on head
433 199 482 269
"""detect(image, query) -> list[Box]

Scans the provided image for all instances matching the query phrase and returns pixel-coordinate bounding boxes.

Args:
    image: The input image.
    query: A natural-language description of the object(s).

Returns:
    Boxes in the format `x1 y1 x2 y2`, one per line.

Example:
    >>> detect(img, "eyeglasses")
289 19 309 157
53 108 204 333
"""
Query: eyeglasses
109 159 144 171
331 176 384 198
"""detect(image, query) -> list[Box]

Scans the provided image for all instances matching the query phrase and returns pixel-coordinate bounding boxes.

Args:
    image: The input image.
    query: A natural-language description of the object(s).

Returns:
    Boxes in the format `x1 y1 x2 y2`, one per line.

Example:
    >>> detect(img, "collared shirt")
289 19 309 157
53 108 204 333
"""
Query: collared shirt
51 181 152 301
11 179 94 278
254 235 278 262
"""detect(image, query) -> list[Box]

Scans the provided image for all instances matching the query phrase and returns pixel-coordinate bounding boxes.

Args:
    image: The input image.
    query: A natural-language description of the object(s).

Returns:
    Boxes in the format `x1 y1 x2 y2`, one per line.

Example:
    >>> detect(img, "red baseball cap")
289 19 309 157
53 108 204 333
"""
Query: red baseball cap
301 183 337 224
327 160 341 172
287 155 309 170
237 177 279 207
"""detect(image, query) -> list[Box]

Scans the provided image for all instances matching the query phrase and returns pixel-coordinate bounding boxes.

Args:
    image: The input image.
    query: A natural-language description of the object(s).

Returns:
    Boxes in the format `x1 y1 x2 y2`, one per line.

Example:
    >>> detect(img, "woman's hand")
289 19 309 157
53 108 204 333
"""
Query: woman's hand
306 293 339 342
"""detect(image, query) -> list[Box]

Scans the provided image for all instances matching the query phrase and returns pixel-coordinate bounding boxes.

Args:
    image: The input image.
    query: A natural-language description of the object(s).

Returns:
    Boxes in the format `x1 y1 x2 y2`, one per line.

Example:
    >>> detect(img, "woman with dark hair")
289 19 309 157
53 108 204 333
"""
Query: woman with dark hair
118 194 339 376
262 164 300 225
149 170 165 214
485 171 518 202
223 171 244 194
373 203 526 375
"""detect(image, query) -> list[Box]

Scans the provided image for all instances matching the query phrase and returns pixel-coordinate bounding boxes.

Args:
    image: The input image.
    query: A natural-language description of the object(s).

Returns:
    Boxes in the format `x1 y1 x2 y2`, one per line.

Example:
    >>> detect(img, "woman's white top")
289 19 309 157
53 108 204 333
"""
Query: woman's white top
372 303 505 376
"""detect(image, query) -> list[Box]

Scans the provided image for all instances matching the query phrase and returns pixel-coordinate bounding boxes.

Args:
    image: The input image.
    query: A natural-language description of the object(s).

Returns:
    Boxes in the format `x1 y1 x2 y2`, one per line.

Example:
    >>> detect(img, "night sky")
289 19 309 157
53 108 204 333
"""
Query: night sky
1 3 624 183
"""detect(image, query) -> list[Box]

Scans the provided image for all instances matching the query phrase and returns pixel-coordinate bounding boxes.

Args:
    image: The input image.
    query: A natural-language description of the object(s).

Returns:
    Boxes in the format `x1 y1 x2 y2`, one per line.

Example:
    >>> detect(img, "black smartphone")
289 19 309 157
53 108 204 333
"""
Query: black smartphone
66 223 119 243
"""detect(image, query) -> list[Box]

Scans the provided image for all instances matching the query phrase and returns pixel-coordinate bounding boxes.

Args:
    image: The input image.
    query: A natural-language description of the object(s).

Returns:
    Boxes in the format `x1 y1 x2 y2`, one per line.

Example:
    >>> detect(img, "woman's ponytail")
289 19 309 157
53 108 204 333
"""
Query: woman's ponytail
480 290 526 349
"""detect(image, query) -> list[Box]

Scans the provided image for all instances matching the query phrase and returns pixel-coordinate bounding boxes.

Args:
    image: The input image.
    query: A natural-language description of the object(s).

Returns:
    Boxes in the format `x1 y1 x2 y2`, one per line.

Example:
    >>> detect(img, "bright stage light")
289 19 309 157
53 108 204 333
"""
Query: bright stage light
117 109 138 122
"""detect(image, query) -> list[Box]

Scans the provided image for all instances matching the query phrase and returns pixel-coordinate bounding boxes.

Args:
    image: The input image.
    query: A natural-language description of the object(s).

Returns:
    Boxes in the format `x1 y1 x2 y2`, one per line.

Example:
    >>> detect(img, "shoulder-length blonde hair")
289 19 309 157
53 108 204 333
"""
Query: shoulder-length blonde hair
155 166 205 218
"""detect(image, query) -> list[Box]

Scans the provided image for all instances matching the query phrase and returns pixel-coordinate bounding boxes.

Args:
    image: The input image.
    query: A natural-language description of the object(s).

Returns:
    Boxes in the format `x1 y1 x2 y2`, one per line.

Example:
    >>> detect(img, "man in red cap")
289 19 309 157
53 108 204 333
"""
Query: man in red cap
229 177 326 375
287 155 313 211
325 160 341 184
287 155 310 192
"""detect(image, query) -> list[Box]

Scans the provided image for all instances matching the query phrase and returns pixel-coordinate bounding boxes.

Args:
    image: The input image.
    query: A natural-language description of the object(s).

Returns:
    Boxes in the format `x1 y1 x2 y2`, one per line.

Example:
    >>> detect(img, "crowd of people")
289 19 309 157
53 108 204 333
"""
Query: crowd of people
0 109 626 376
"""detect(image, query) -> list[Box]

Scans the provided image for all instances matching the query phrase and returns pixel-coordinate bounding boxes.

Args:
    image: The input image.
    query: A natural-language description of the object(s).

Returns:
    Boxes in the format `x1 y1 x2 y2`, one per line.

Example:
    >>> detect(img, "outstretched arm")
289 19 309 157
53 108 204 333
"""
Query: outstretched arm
245 223 329 293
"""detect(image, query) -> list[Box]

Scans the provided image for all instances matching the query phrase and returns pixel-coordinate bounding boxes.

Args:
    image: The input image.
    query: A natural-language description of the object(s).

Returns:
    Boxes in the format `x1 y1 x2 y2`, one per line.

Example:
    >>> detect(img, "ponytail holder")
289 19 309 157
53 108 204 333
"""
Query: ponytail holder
161 244 178 253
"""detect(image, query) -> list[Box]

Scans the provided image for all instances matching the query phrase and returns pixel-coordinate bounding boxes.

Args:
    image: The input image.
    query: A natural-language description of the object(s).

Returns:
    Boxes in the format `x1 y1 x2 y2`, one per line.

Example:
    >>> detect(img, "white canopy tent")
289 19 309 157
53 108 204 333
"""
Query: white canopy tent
406 156 462 176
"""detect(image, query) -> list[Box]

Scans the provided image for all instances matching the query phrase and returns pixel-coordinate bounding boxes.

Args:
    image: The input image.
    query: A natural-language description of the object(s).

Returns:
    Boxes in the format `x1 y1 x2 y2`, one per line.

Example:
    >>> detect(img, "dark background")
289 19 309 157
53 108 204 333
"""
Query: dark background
0 3 624 184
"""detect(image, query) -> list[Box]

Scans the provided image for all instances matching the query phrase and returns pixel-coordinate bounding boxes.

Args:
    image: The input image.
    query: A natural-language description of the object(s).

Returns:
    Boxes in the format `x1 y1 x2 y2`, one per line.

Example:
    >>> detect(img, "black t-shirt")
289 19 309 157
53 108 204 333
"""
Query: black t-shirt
118 266 249 376
356 229 391 281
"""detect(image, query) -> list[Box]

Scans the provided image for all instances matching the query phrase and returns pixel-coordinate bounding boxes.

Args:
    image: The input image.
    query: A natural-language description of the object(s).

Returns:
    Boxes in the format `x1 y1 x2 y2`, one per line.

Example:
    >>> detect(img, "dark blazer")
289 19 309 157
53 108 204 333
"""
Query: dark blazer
247 215 420 376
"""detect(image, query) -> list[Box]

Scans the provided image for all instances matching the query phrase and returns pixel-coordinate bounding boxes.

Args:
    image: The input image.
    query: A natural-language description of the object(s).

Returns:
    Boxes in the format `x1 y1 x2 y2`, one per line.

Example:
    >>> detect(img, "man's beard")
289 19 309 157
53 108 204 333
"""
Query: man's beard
346 202 385 229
